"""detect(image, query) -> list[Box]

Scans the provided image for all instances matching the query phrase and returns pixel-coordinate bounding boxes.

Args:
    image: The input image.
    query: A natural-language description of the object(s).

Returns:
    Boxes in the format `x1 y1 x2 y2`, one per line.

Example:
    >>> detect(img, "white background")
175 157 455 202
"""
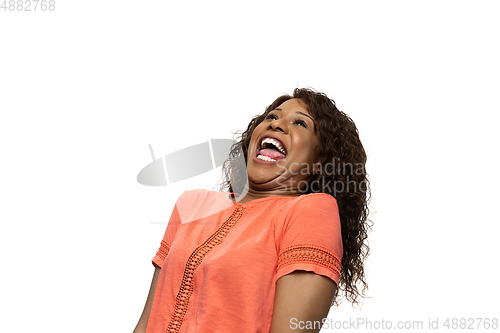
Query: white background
1 1 499 332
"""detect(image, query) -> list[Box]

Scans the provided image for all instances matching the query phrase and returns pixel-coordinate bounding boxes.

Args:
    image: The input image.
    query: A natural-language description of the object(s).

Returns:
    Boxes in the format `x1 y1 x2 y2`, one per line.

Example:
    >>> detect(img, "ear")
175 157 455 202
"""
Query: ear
312 161 321 175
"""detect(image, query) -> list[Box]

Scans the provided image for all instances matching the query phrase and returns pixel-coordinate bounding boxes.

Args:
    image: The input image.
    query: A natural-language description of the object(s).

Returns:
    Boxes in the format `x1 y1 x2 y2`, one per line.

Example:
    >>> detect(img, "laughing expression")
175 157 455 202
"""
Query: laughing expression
246 98 320 193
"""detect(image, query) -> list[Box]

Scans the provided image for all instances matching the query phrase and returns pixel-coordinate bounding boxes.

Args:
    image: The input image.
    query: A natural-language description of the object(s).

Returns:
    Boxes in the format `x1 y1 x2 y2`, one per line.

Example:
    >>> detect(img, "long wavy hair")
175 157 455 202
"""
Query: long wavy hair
217 87 372 307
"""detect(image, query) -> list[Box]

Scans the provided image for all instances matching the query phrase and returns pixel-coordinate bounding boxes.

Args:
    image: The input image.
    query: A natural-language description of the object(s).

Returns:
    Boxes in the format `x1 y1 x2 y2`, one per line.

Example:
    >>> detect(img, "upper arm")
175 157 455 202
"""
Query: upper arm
133 266 161 333
270 270 337 333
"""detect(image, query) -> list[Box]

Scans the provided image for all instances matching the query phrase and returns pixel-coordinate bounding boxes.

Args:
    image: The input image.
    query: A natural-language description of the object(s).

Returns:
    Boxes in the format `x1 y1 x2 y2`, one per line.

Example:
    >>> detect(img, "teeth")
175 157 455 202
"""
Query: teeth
257 155 277 162
261 137 286 155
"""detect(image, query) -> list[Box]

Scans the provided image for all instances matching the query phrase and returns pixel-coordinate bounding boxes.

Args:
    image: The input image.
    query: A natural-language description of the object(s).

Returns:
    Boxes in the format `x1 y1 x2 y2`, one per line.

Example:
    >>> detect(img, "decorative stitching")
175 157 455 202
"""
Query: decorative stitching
165 206 245 333
157 240 170 261
277 244 341 277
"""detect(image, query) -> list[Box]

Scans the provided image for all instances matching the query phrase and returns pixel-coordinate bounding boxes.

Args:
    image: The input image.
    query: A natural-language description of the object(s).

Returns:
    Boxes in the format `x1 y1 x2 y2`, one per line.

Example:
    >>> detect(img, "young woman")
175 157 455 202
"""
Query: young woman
133 88 371 333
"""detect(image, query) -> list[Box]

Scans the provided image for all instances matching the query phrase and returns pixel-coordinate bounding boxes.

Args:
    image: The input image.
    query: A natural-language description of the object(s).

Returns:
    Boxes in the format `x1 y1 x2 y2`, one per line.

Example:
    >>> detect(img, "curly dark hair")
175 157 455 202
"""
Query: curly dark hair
217 87 372 307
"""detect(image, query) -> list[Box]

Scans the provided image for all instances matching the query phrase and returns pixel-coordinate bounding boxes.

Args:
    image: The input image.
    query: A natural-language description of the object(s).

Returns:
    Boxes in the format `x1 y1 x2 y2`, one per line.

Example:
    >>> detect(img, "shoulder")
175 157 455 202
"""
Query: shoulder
176 188 228 204
297 192 337 204
277 192 341 235
285 192 338 214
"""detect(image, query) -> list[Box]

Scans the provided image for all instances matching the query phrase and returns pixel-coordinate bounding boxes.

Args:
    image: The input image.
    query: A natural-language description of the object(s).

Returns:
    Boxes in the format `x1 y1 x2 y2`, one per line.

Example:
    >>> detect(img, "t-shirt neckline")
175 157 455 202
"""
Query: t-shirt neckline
225 192 303 206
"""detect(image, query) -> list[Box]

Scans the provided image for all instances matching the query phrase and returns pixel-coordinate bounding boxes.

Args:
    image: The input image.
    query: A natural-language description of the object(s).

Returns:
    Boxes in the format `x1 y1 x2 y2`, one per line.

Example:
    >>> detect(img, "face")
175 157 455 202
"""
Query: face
246 98 320 194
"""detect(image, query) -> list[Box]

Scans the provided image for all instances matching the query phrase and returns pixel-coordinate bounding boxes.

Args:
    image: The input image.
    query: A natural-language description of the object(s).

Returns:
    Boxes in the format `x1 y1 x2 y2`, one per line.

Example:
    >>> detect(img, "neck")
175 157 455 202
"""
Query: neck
233 184 302 204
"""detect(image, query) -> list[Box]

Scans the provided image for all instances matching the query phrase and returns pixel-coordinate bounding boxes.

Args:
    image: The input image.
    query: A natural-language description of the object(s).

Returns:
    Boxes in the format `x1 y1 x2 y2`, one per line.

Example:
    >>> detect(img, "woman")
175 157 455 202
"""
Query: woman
133 88 371 333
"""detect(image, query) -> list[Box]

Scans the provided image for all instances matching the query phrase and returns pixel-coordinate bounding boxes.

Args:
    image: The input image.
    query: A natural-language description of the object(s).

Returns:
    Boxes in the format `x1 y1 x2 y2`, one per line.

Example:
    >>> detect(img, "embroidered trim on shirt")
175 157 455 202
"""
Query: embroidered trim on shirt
277 244 341 277
166 206 245 333
157 240 170 261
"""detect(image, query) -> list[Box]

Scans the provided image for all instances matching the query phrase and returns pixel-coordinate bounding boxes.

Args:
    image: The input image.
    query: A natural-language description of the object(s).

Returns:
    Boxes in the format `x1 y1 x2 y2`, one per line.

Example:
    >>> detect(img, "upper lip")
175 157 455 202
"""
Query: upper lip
257 134 287 156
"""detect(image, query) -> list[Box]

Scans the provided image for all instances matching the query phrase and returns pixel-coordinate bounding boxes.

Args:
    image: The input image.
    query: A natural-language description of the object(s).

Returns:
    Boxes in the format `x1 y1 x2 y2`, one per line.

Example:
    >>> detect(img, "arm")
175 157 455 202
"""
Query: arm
133 266 161 333
270 270 337 333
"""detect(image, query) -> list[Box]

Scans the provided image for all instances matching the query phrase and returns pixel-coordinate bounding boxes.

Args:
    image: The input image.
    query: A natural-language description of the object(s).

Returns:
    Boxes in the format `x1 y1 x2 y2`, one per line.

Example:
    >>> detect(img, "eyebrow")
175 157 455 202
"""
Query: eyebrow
274 108 314 122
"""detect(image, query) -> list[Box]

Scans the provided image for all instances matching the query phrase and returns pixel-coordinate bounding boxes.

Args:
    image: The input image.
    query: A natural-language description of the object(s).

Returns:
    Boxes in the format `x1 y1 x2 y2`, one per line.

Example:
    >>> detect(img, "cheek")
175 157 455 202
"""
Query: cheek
294 133 317 150
249 123 265 144
248 133 258 150
247 134 260 156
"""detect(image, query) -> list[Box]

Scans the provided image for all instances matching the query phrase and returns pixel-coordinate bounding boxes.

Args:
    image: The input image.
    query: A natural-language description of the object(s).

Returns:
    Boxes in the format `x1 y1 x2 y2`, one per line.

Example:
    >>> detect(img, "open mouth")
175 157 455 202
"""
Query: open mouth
256 136 287 162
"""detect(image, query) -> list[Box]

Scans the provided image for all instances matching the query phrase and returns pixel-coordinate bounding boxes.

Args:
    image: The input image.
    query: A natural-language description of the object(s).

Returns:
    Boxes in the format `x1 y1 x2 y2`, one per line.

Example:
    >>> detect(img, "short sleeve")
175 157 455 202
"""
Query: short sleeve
151 194 183 268
275 193 343 285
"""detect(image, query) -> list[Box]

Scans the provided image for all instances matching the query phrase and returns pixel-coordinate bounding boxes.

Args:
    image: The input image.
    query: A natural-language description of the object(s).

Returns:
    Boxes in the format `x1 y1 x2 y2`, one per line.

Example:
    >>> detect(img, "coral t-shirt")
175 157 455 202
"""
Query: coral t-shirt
146 189 342 333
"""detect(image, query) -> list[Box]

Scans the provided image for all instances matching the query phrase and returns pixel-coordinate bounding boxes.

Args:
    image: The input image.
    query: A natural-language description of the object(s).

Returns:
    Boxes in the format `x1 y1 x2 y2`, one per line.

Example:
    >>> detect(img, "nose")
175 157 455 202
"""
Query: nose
269 119 288 134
